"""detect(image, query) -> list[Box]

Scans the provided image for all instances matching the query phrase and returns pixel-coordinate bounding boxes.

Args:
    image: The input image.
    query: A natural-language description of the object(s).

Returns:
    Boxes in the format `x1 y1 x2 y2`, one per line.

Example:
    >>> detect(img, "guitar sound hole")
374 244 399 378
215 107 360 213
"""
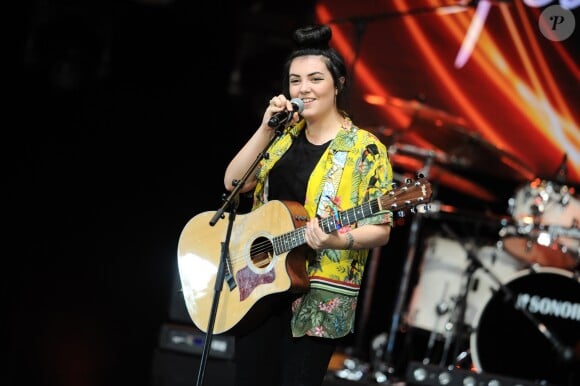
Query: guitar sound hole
250 236 274 268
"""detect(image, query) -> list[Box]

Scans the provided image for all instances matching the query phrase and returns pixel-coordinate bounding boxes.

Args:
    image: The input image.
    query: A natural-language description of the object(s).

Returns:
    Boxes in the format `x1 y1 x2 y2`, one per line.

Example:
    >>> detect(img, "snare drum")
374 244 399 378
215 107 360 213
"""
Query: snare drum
501 179 580 269
470 267 580 385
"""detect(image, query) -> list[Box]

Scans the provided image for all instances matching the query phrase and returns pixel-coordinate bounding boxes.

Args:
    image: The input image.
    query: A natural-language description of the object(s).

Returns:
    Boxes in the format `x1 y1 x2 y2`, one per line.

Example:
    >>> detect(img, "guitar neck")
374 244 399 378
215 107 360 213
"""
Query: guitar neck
271 179 431 255
272 199 382 255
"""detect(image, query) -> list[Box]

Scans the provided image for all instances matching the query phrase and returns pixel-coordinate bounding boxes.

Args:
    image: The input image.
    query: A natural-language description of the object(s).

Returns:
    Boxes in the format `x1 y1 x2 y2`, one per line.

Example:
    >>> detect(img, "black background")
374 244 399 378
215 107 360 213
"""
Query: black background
8 2 315 386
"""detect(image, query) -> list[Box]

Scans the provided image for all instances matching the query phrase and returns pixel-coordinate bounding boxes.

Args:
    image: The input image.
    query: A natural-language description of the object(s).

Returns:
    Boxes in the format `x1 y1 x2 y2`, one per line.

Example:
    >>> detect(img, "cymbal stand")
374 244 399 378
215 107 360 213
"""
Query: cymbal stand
374 154 434 383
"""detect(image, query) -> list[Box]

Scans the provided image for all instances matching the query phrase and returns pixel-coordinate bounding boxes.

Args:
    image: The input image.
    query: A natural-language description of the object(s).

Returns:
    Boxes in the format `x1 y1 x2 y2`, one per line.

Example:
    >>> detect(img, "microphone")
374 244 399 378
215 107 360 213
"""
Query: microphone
268 98 304 128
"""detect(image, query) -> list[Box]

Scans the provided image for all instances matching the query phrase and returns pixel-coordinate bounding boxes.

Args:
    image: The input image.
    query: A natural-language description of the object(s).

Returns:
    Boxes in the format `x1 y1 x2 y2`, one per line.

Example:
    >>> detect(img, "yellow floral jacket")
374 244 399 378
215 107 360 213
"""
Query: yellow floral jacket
252 116 393 338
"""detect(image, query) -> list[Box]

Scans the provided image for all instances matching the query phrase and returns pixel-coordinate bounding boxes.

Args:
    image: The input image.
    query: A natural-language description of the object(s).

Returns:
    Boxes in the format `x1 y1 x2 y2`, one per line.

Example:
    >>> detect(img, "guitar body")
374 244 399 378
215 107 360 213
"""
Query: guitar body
177 200 310 334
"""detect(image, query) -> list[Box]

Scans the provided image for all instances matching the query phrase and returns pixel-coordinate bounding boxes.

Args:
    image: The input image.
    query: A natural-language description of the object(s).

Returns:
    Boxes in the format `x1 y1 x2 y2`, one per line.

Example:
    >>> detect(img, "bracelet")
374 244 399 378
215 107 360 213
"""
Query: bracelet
345 232 354 249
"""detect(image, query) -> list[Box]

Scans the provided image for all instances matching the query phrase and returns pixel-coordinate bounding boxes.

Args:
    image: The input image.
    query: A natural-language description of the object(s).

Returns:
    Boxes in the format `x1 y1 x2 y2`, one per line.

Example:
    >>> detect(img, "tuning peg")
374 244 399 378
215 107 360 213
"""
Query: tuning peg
397 210 406 218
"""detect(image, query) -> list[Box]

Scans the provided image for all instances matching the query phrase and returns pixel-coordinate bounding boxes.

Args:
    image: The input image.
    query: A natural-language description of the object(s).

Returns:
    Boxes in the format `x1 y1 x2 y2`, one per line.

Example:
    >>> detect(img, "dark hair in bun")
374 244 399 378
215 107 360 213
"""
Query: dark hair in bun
281 24 348 107
292 24 332 50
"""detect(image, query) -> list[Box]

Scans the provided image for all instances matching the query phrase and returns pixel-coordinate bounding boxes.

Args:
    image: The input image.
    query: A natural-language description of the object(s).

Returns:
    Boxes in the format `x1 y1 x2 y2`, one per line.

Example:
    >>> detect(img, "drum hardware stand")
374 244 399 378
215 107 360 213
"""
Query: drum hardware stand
443 249 479 368
374 155 435 384
435 224 485 369
436 254 478 367
421 287 453 366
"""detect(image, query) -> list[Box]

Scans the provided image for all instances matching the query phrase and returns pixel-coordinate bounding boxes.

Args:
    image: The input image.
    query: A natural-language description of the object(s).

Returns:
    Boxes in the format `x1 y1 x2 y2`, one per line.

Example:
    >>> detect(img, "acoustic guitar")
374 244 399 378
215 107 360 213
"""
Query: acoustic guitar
177 178 432 334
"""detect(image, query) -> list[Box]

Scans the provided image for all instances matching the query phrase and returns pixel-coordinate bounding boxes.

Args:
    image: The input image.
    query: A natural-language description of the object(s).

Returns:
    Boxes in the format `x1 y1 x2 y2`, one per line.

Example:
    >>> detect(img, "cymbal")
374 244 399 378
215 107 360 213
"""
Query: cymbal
389 143 470 169
386 97 469 128
390 153 497 202
384 97 534 181
403 120 534 181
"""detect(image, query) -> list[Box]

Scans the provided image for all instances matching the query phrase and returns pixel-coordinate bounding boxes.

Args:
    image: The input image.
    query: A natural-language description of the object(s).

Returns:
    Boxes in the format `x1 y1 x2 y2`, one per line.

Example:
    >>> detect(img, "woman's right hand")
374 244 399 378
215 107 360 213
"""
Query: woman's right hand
262 94 298 129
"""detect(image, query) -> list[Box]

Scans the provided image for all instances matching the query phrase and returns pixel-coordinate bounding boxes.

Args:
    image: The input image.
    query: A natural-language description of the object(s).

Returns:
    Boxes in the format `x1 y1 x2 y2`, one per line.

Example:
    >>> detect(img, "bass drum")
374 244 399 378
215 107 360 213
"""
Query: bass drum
470 267 580 385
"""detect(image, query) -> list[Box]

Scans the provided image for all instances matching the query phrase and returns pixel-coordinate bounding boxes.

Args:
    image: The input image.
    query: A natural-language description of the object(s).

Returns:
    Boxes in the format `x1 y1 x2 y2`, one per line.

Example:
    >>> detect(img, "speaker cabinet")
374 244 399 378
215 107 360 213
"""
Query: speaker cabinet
152 348 235 386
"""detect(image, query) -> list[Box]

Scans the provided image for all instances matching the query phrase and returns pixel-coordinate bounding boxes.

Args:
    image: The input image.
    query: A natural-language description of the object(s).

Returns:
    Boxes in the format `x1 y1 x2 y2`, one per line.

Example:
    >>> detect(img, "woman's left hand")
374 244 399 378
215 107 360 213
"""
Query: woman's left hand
304 217 340 250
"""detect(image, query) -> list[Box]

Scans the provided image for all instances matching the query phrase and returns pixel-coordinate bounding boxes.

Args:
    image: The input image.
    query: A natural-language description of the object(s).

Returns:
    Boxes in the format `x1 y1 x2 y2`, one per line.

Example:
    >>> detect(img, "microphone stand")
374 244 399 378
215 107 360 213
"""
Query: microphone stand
195 118 291 386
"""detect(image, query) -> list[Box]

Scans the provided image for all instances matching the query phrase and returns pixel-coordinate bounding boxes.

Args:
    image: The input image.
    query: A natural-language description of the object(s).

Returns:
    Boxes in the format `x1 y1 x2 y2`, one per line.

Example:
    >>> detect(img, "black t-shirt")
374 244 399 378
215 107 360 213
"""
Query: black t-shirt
268 130 330 203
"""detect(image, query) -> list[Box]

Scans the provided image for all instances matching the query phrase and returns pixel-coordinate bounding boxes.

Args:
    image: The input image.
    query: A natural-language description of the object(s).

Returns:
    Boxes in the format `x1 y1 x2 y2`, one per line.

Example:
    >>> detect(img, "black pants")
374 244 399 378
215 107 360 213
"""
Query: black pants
234 299 339 386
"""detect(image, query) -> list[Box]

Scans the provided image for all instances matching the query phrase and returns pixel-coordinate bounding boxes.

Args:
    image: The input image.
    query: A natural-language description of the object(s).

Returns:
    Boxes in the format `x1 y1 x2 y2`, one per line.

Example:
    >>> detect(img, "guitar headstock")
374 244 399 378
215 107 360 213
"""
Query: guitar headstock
380 177 433 220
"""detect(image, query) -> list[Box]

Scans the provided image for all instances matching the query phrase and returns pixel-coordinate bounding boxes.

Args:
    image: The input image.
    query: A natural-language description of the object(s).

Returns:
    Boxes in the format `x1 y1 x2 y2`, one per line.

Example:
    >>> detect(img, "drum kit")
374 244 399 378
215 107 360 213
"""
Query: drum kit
373 100 580 385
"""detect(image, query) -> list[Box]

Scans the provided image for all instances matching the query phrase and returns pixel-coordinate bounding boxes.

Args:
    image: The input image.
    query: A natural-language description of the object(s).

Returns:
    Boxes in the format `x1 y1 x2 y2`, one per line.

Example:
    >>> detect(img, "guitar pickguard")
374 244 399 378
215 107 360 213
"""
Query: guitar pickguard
236 266 275 300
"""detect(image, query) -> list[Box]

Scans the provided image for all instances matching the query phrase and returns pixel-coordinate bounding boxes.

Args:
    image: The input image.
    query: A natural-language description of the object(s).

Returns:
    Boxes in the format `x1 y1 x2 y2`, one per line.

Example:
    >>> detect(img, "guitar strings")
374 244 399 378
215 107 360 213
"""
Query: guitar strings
224 224 309 267
222 182 428 269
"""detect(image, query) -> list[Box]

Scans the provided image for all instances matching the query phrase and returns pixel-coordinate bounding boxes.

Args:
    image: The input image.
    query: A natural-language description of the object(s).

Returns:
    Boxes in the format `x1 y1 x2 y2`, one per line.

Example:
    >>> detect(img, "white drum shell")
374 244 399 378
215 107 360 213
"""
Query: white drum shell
407 238 526 334
407 236 467 334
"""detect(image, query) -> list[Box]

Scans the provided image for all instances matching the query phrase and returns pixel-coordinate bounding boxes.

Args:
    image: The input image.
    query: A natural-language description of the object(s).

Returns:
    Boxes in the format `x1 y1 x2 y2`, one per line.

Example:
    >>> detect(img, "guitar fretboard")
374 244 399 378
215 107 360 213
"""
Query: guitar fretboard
272 199 383 255
270 180 430 255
